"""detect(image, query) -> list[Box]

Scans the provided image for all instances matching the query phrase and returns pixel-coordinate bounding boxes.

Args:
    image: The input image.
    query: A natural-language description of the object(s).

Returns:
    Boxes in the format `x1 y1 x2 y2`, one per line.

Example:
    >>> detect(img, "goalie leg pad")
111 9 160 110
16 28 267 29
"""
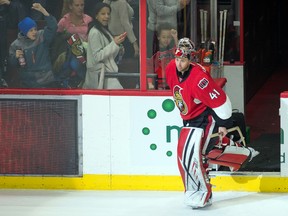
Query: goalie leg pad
177 127 212 208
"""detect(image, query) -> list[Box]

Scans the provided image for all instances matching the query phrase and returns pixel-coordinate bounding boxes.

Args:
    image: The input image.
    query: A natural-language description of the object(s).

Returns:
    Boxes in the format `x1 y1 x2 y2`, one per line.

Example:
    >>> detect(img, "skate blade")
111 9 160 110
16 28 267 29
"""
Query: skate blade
190 202 212 209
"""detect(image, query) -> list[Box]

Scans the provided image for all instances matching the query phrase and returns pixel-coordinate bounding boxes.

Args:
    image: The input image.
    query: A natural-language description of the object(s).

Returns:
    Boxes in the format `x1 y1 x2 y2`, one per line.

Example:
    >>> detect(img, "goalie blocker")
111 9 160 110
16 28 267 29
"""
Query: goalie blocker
177 127 259 209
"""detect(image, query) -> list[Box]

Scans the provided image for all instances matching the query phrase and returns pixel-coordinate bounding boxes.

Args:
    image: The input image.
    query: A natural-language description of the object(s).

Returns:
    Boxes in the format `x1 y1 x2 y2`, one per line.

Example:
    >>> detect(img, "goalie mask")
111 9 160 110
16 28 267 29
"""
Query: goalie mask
175 37 196 60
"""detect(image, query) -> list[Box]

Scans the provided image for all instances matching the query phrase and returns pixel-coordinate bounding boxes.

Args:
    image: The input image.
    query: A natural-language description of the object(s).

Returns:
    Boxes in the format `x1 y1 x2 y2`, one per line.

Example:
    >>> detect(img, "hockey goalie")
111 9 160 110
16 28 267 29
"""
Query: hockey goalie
165 37 259 209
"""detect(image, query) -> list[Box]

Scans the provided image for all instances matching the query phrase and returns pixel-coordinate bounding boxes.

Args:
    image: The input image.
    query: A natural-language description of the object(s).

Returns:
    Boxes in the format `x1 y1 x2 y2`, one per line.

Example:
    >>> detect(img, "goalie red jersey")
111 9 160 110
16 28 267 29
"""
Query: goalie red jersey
166 60 231 121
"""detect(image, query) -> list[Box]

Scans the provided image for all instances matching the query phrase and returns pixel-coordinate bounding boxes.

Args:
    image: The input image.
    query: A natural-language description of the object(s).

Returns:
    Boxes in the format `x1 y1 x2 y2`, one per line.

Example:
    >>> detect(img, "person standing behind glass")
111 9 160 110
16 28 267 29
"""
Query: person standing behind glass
83 2 127 89
9 3 58 88
146 0 190 58
103 0 139 58
56 0 92 88
0 0 25 87
58 0 92 43
147 23 178 90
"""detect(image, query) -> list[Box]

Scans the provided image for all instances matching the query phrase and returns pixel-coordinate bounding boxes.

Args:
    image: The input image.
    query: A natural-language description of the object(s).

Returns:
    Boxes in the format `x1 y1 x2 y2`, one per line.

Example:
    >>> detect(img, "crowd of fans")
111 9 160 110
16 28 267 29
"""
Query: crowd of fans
0 0 190 89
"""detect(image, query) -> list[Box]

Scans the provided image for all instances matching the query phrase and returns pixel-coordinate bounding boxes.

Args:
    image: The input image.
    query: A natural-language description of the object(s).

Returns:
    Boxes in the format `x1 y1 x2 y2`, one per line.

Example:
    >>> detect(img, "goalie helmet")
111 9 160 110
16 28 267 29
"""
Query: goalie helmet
175 37 196 60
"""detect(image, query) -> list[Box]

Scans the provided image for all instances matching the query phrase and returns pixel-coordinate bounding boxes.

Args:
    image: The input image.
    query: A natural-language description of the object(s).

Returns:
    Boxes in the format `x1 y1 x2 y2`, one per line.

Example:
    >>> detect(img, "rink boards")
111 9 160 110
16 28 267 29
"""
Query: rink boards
0 89 287 192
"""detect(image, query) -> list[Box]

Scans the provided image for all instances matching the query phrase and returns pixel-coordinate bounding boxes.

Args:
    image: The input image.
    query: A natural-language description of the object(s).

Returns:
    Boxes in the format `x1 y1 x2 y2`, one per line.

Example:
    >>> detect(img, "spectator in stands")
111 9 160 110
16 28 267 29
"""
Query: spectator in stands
146 0 190 58
58 0 92 43
54 0 92 88
8 3 58 88
83 2 126 89
0 0 27 87
103 0 139 59
147 23 178 89
155 23 178 53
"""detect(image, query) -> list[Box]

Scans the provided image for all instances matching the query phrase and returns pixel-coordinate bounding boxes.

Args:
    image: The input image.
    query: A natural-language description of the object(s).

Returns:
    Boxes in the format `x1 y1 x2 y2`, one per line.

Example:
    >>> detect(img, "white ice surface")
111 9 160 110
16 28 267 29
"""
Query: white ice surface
0 190 287 216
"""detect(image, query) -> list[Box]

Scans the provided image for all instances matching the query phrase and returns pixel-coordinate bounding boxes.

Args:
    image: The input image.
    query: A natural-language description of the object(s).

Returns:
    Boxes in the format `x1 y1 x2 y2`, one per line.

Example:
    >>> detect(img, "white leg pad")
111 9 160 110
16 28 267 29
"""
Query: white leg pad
177 127 212 208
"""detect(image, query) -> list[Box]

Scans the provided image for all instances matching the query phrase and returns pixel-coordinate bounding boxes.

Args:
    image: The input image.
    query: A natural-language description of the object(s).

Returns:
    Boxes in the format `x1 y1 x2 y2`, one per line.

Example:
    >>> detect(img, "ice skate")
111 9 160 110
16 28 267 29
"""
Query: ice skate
186 193 212 209
191 199 212 209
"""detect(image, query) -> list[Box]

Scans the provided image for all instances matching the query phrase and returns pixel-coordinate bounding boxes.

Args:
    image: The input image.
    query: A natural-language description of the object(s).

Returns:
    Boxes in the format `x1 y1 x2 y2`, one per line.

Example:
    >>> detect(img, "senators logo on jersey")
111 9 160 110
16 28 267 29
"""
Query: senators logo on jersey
173 85 188 115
